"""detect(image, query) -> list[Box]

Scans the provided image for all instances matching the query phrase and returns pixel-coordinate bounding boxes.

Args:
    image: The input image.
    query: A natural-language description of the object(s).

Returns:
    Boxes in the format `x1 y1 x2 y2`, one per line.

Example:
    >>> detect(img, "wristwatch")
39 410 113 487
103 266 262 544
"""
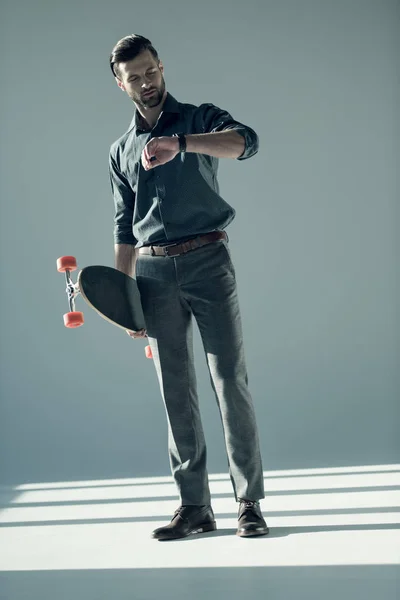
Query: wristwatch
173 132 187 161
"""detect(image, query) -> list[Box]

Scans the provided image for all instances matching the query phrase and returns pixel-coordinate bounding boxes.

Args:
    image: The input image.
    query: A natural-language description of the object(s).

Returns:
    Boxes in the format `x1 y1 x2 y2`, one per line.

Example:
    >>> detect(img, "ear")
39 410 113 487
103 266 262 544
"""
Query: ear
116 78 125 91
159 60 164 74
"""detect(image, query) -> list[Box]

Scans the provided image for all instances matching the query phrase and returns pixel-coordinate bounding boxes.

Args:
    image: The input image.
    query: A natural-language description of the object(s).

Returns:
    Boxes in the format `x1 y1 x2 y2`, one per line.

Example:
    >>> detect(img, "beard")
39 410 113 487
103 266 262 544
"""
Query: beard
135 77 166 109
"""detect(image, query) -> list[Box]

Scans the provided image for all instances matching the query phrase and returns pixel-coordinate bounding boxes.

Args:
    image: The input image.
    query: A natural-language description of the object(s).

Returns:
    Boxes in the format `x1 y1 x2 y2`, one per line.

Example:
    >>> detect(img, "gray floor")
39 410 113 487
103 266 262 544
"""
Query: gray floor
1 465 399 599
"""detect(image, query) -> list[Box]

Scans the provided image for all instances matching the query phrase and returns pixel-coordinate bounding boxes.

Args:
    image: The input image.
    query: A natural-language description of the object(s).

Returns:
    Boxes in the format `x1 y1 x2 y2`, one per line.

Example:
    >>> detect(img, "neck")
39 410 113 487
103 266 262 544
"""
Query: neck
137 90 168 130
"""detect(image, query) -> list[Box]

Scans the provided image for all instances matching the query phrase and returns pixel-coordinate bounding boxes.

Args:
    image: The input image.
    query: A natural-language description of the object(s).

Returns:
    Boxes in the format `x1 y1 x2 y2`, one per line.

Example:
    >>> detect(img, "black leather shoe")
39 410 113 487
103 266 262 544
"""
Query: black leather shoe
237 500 269 537
152 505 217 540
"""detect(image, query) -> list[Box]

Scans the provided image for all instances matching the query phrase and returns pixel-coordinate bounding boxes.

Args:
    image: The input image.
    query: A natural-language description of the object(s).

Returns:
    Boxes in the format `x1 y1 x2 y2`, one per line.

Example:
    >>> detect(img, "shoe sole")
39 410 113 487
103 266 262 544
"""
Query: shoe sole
236 527 270 538
153 521 217 541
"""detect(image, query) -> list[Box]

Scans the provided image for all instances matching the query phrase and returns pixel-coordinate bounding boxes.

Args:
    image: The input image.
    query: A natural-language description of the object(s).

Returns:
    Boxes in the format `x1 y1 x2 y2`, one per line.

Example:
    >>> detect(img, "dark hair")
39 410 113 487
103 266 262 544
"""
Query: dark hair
109 34 159 79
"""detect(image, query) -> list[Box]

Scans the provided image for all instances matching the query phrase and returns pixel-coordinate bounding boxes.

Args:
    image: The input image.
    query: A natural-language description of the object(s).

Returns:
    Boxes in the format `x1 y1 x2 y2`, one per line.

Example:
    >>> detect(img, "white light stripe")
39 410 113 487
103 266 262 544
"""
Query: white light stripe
1 464 398 492
0 491 399 523
1 472 399 505
0 523 398 570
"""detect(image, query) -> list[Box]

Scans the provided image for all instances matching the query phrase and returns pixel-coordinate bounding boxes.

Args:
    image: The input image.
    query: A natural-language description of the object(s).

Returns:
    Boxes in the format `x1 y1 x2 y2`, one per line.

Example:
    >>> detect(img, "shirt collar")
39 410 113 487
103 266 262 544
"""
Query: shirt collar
128 92 180 133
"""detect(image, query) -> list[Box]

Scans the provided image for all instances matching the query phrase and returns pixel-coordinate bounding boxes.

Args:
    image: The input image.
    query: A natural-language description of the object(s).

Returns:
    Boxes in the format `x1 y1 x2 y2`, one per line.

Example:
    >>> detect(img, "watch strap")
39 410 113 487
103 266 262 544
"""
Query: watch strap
173 132 187 160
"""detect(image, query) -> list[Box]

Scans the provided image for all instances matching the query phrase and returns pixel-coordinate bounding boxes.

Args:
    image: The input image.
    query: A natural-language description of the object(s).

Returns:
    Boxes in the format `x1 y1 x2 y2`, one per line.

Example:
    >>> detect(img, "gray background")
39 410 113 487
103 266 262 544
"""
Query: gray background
0 0 398 487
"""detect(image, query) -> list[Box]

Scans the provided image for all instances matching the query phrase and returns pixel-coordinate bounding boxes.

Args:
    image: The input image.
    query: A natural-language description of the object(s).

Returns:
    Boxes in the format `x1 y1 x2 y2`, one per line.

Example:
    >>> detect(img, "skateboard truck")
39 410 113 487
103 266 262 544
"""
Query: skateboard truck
57 256 84 328
66 278 79 309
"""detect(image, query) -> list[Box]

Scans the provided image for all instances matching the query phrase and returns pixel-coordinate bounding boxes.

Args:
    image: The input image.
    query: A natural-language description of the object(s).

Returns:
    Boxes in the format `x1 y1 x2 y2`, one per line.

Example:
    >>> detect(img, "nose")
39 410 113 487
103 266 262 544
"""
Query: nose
142 73 153 87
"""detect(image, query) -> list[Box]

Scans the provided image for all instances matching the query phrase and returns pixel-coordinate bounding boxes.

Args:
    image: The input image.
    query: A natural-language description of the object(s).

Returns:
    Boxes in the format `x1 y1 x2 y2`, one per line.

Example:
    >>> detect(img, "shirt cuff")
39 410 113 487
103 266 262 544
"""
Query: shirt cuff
113 229 137 245
225 126 259 160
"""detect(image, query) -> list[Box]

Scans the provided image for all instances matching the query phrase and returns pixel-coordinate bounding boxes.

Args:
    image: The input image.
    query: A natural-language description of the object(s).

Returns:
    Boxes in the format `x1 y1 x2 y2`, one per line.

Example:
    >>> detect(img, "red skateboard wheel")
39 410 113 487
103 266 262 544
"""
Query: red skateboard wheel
57 256 77 272
145 345 153 359
63 311 84 328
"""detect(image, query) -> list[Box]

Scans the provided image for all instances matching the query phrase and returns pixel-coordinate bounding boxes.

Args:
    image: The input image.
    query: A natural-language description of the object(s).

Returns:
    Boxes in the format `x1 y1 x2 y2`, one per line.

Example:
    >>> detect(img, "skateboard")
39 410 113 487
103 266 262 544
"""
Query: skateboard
57 256 153 359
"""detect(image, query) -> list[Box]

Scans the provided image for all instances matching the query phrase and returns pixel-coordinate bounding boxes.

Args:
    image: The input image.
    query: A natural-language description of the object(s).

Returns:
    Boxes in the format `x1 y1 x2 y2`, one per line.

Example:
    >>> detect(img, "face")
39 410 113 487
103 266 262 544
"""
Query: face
115 49 166 109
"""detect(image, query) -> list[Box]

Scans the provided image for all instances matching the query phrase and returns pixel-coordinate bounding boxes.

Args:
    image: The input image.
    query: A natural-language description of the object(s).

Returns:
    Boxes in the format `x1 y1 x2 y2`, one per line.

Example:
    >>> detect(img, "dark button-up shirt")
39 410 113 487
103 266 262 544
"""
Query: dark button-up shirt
109 92 259 247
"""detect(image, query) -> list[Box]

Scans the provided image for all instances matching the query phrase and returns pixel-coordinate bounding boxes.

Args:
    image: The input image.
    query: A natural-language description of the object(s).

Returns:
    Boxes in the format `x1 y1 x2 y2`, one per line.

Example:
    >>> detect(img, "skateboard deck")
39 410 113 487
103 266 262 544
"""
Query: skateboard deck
57 256 152 358
78 265 145 333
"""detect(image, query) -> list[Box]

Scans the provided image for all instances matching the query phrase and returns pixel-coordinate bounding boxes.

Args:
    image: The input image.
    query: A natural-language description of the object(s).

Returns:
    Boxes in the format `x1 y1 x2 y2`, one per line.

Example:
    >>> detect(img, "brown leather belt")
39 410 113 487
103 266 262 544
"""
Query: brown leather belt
138 231 227 257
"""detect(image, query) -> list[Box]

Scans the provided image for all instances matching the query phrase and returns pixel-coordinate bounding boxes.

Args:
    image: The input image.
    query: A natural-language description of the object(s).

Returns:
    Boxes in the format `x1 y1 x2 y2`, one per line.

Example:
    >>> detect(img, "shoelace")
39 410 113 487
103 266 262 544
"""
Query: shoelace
173 506 186 517
173 505 201 518
241 500 258 509
239 500 260 517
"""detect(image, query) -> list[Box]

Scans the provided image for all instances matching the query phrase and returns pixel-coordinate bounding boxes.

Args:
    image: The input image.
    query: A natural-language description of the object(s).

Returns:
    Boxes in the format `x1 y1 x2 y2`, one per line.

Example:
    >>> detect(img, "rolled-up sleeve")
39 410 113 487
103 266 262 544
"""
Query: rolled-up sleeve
197 103 259 160
109 149 137 245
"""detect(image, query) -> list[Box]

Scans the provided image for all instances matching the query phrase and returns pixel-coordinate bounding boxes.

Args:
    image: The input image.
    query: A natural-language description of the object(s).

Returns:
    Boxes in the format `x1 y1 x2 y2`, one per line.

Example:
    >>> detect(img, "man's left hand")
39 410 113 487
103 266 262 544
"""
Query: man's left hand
141 136 179 170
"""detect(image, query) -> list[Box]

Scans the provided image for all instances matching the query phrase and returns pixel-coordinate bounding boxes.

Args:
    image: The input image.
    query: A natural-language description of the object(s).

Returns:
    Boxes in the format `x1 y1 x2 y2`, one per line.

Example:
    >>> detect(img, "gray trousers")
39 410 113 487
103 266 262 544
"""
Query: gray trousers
136 239 265 505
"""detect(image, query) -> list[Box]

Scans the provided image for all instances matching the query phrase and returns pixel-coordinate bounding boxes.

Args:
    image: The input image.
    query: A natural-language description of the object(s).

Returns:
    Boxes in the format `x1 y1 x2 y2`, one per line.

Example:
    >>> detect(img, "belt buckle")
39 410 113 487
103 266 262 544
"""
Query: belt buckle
163 243 178 257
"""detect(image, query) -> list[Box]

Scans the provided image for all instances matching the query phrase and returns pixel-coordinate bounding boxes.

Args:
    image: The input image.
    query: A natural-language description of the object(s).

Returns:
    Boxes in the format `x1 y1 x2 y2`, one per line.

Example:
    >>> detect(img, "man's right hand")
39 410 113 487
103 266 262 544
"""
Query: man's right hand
126 328 147 339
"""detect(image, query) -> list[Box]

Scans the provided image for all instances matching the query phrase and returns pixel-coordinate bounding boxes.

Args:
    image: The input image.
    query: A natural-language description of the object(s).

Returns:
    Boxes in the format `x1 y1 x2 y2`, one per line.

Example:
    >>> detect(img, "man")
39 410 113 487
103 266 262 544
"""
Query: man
108 34 269 540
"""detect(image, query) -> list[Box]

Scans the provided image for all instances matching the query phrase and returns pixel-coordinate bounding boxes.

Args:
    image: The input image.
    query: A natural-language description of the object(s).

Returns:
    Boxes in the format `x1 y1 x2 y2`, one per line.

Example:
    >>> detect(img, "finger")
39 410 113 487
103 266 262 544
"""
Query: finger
142 144 152 166
148 139 160 163
147 156 159 170
145 140 154 162
126 328 146 338
141 150 148 170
